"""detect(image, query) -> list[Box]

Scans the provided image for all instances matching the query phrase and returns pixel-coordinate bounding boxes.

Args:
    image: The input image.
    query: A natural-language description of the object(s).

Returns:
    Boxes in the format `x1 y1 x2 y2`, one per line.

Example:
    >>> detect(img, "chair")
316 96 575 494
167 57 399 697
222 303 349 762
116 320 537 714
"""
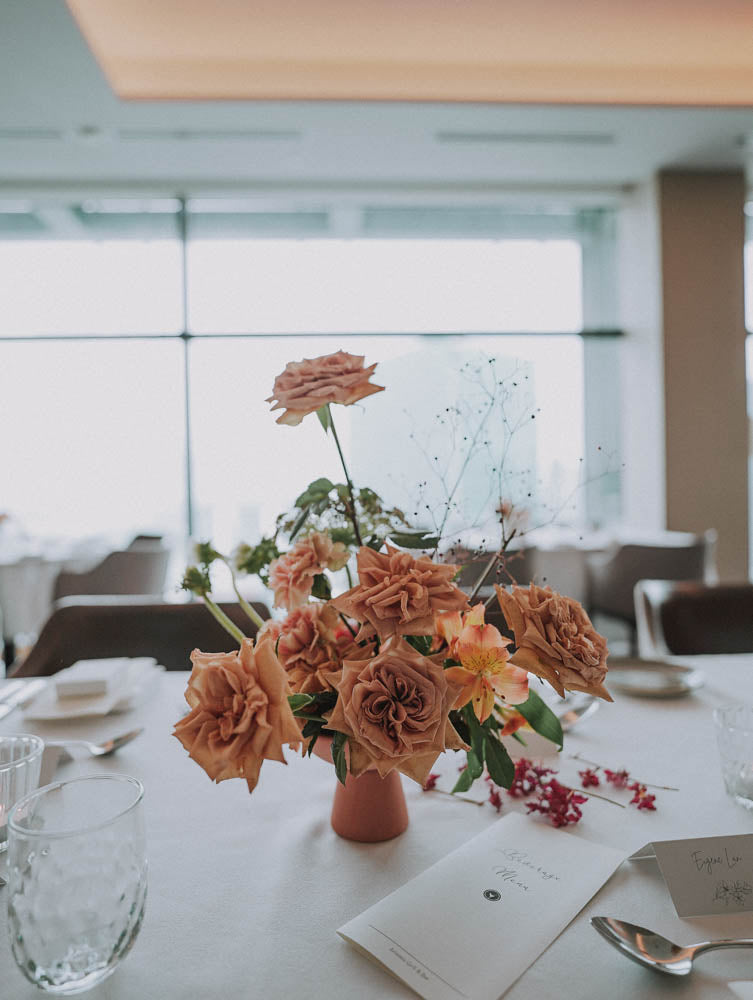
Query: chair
585 530 717 649
9 596 270 677
53 548 170 602
634 580 753 657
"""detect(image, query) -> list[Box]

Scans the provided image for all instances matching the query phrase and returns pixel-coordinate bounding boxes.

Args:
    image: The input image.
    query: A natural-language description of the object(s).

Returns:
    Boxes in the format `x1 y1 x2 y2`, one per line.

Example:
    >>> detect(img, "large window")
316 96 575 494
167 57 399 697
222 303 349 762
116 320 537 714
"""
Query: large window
0 198 619 557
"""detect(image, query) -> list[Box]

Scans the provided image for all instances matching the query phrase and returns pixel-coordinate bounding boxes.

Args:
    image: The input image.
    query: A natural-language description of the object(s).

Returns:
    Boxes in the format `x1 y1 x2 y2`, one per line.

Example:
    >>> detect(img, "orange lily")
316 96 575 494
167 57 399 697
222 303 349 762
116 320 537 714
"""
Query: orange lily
445 622 529 723
497 706 532 737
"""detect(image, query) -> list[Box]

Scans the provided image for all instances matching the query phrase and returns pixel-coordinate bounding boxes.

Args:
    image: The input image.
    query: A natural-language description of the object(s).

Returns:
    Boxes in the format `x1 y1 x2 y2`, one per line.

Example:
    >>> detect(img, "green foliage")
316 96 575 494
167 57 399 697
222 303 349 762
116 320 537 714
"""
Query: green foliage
316 405 331 433
310 573 333 600
388 529 440 550
194 541 222 566
514 689 564 750
234 537 281 584
278 479 412 551
484 735 515 787
331 731 348 786
294 478 336 511
181 564 212 598
405 634 433 656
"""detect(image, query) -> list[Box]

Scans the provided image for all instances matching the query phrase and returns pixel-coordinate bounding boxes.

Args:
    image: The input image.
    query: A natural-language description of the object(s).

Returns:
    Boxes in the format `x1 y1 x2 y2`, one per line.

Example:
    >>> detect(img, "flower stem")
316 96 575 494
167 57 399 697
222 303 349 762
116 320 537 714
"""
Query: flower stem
327 404 363 547
203 595 247 647
221 558 266 630
569 753 679 791
425 787 485 807
338 613 357 639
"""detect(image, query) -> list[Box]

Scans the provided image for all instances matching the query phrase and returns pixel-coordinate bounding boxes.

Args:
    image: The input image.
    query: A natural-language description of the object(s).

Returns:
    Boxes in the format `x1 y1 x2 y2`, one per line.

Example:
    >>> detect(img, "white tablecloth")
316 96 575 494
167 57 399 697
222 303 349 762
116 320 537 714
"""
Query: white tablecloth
2 659 753 999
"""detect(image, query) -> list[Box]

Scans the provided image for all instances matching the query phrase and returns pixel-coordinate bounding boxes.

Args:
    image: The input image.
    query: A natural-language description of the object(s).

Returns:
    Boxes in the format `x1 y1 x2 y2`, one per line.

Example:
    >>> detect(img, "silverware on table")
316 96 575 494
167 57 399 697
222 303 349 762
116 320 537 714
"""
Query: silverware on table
46 728 144 759
0 679 47 722
557 697 599 731
590 916 753 975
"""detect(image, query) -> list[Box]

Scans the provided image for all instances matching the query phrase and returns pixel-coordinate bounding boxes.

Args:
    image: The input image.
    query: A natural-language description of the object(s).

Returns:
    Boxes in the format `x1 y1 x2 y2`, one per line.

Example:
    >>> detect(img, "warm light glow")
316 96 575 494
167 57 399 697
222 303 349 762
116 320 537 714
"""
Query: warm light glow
66 0 753 105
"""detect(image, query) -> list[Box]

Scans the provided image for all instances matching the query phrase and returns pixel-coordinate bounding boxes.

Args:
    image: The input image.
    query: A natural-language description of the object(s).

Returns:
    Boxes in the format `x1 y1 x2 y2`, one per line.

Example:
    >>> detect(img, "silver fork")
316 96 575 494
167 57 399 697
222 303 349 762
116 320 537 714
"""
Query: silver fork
46 728 144 758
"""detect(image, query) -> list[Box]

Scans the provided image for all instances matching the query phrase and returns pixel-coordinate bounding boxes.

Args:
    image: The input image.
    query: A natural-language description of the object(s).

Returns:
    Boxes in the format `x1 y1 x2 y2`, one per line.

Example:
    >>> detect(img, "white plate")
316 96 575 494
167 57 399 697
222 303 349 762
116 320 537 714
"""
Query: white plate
606 657 704 697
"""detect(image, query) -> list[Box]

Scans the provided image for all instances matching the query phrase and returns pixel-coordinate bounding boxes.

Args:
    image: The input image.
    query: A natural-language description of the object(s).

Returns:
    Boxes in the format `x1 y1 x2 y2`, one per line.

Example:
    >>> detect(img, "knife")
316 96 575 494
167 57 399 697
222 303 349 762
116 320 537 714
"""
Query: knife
0 679 47 722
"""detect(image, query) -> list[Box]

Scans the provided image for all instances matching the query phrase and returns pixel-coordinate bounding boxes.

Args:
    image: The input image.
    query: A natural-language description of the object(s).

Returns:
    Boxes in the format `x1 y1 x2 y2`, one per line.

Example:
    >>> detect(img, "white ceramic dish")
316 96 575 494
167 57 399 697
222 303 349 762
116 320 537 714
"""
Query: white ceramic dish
606 657 704 697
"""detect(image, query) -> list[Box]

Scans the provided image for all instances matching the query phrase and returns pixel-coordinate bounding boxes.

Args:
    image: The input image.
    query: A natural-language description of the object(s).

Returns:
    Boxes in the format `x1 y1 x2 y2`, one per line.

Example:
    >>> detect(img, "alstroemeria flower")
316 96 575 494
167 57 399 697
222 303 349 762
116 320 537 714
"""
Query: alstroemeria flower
445 622 529 723
497 706 532 737
435 603 485 656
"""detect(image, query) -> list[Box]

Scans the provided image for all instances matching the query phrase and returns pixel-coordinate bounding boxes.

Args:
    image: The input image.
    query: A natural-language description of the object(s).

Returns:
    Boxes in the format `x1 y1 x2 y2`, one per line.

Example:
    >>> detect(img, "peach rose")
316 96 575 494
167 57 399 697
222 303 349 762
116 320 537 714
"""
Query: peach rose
331 544 470 641
273 602 345 694
266 350 384 426
268 532 347 611
494 583 611 701
325 635 467 785
173 634 301 793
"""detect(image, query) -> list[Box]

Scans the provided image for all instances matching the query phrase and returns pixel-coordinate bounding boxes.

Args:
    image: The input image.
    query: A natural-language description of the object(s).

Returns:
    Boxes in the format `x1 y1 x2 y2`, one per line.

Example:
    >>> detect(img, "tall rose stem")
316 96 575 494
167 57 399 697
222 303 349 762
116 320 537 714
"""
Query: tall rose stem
327 404 363 547
202 595 247 647
221 558 266 630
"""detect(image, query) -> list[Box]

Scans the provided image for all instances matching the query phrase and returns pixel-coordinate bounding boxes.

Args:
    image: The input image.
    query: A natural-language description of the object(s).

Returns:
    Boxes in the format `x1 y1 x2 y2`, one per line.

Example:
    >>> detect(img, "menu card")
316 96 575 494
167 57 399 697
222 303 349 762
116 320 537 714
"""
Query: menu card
338 813 624 1000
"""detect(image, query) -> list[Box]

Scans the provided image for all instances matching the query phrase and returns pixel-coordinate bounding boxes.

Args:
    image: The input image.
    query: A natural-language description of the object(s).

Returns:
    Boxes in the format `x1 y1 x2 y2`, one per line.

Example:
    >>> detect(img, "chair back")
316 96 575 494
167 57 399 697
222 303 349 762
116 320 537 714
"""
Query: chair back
587 530 716 625
10 597 270 676
53 548 170 602
635 579 753 657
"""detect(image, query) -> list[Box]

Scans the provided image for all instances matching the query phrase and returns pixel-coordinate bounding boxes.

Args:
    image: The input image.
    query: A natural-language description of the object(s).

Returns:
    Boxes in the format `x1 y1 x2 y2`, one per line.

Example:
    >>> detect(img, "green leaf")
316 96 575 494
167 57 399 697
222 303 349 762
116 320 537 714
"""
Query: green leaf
405 634 433 656
310 573 332 600
485 736 515 788
452 764 474 793
388 530 440 550
514 689 564 749
301 719 322 739
294 478 334 508
466 708 486 766
316 405 331 433
288 693 316 711
511 730 528 746
306 732 319 757
288 505 311 543
331 732 348 786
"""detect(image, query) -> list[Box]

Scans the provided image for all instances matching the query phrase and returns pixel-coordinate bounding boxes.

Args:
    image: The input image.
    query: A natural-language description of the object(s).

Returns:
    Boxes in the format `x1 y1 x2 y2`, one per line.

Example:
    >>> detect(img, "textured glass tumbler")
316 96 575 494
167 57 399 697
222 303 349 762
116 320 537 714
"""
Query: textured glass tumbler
714 705 753 809
0 734 44 851
7 774 147 995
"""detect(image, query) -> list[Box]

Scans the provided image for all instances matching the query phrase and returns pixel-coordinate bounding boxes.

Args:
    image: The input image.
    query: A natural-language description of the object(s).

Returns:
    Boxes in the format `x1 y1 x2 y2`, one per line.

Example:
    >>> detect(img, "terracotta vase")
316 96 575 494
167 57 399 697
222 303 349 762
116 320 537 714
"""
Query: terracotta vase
313 737 409 843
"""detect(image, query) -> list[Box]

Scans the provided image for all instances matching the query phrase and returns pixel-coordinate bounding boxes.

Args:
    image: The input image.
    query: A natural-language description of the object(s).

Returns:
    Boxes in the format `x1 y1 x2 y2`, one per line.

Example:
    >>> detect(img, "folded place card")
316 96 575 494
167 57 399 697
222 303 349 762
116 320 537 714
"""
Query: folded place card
338 812 625 1000
630 834 753 918
25 658 161 720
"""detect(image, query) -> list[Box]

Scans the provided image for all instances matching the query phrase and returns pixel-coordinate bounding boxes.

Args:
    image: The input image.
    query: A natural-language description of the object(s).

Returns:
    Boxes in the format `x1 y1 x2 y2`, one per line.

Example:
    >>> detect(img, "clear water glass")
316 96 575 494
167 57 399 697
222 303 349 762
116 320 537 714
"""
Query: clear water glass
0 734 44 851
714 704 753 809
7 774 147 995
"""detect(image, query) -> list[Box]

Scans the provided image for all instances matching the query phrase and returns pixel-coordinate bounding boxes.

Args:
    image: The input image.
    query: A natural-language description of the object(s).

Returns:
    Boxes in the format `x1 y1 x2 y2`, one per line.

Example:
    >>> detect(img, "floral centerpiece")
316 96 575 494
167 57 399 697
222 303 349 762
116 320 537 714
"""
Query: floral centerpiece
175 350 611 837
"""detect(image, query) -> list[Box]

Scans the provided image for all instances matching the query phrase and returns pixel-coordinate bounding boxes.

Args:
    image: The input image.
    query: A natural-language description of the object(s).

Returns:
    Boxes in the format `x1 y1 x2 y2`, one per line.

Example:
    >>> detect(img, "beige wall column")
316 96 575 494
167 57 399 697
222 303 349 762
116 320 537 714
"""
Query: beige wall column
659 170 748 579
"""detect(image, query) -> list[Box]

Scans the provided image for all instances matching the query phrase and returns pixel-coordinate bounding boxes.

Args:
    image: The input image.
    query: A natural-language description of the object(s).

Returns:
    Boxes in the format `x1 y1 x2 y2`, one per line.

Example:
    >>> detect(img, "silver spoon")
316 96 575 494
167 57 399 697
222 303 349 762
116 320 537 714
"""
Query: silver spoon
45 728 144 758
557 697 599 731
590 916 753 975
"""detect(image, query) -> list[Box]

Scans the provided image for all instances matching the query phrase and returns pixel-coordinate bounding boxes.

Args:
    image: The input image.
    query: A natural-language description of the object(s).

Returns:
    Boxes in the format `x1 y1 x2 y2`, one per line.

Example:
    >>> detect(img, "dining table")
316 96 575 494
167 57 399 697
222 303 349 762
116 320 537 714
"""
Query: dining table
1 656 752 999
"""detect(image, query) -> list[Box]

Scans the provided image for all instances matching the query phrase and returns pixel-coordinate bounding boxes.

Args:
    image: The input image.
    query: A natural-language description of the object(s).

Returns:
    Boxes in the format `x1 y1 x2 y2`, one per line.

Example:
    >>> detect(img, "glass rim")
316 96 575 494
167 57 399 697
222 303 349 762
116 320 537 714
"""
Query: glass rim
713 704 753 730
0 733 44 772
8 773 144 840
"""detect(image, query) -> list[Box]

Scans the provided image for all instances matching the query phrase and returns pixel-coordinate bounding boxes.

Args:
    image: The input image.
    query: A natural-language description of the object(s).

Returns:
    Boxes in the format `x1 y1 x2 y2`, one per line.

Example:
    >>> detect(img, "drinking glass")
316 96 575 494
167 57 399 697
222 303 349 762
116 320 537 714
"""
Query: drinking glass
7 774 147 994
714 704 753 809
0 734 44 850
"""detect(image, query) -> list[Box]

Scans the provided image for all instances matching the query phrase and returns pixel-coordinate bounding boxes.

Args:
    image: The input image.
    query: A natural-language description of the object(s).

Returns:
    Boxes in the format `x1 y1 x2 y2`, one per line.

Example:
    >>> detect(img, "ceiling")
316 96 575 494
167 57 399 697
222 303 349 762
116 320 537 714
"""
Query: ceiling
1 0 753 198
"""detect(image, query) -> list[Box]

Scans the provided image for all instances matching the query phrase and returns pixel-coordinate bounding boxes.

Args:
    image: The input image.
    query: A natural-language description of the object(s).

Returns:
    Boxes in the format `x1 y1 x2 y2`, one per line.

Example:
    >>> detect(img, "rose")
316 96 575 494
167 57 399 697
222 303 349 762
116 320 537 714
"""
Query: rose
268 531 348 611
326 635 466 784
332 544 470 641
266 350 384 426
173 634 301 793
494 583 611 700
267 602 346 694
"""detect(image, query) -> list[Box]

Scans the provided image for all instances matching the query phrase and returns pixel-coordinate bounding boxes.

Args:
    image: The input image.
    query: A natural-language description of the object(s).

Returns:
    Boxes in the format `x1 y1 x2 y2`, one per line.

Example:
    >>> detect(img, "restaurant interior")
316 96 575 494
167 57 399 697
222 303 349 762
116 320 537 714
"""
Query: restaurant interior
1 2 753 998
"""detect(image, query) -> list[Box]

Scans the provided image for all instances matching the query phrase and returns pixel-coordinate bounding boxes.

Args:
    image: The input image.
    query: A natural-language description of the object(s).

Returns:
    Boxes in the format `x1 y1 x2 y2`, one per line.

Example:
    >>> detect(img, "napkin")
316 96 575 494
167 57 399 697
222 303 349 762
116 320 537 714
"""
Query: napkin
55 658 130 698
24 658 163 720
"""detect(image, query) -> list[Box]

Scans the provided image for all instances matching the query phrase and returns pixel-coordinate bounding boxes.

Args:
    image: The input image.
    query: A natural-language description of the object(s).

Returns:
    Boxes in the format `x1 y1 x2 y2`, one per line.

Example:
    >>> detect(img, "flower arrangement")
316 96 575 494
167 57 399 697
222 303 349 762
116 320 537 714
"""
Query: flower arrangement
175 350 611 801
